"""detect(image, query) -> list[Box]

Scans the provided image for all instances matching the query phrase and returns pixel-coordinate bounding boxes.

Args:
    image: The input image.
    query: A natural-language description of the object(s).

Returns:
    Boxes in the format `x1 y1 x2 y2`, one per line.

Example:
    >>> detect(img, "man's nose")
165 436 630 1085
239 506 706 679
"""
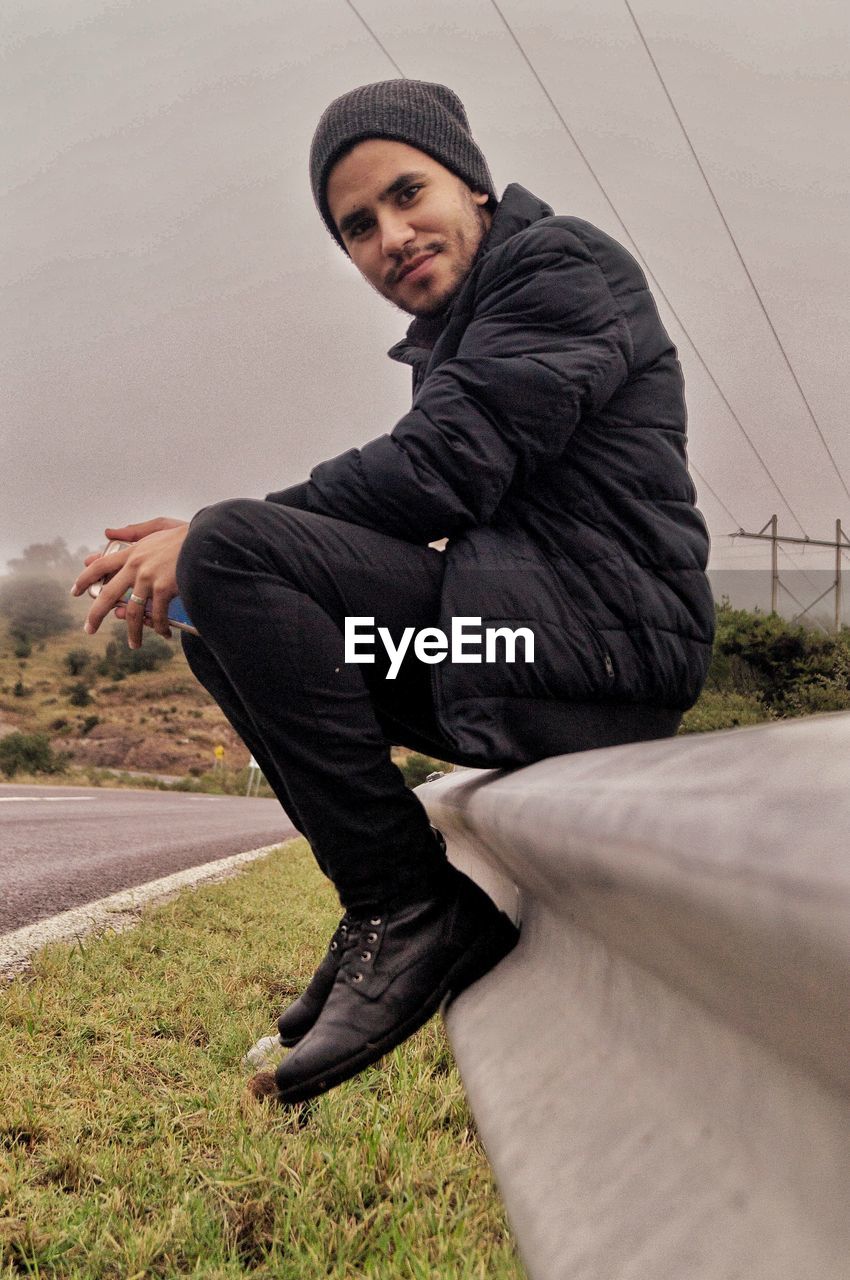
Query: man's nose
379 211 416 257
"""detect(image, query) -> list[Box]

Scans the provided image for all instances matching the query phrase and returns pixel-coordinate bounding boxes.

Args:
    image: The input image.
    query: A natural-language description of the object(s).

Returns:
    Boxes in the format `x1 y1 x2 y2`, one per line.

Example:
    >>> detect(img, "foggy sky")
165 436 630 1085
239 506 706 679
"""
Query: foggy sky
3 0 849 579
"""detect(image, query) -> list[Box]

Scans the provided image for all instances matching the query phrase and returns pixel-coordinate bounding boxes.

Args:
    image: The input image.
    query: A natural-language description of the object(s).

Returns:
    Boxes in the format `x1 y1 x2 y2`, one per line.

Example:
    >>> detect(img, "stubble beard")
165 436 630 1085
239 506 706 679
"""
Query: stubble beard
387 196 491 320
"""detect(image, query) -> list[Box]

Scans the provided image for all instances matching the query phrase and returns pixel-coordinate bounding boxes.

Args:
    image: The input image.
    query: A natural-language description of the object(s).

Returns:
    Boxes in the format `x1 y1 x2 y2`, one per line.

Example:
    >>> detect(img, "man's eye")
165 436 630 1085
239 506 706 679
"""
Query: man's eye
348 220 371 238
399 185 421 203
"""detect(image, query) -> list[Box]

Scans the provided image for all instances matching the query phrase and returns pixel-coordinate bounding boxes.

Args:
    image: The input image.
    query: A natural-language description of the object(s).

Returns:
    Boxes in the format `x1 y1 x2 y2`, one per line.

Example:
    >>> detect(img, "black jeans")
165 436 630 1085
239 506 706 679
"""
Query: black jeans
177 498 460 910
176 497 675 910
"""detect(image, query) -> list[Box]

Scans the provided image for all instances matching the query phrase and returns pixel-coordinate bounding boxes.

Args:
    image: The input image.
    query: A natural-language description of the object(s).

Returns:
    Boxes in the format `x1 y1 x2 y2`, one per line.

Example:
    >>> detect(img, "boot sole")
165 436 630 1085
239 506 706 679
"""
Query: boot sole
274 911 520 1104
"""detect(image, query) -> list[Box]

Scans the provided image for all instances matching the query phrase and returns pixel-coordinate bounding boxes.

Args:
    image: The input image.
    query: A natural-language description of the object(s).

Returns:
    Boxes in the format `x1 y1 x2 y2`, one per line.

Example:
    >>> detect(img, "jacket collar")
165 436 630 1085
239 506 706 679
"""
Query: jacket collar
387 184 554 371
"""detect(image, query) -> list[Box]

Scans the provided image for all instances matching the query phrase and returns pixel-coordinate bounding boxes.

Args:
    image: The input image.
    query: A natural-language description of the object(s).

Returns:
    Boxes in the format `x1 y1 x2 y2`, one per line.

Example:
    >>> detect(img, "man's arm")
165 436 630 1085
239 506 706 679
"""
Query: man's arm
268 225 633 543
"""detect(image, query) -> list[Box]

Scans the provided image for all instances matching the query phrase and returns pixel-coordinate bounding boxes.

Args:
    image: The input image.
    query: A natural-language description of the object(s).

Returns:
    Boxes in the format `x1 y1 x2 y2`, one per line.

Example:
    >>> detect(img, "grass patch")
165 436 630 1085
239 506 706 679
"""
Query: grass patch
0 840 524 1279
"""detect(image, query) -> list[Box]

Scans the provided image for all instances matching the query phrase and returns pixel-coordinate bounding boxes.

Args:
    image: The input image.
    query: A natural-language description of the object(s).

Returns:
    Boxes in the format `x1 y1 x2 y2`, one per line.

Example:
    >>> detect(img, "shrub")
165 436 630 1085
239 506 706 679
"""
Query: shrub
0 732 65 778
783 645 850 715
67 681 93 707
709 602 850 714
13 636 32 659
784 680 850 715
80 715 100 735
13 680 29 698
97 627 175 678
679 690 774 734
64 648 91 676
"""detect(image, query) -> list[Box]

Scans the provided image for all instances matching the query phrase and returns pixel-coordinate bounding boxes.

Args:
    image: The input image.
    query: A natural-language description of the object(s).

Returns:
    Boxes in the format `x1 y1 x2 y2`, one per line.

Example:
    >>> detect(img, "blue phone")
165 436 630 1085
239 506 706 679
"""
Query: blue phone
119 588 198 636
86 540 198 635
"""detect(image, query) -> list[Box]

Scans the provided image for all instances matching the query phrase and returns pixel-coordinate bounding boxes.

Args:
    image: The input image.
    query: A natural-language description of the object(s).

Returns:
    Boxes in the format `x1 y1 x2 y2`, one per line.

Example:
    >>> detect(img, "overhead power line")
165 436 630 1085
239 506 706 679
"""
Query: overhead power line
622 0 849 505
344 0 821 540
778 544 829 605
696 468 824 596
690 462 738 528
344 0 405 77
486 0 810 537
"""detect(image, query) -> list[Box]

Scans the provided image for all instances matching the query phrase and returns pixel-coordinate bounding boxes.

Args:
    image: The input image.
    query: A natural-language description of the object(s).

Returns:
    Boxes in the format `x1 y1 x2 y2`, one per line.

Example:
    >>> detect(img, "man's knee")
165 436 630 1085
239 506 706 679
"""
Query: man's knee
177 497 269 604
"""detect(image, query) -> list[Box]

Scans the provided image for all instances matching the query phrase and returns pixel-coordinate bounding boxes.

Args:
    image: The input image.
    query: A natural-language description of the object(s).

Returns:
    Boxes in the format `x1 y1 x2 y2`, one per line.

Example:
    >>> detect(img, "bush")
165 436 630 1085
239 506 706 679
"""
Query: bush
97 626 175 678
708 602 850 715
67 681 93 707
783 647 850 715
13 679 29 698
64 648 91 676
0 732 65 778
13 637 32 659
0 576 73 640
679 690 774 734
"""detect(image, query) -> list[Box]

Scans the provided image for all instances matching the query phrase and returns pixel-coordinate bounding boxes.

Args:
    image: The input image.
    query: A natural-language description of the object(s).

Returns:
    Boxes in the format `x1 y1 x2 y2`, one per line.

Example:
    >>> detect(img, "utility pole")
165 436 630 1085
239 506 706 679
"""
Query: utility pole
730 516 850 633
770 514 778 615
836 519 843 634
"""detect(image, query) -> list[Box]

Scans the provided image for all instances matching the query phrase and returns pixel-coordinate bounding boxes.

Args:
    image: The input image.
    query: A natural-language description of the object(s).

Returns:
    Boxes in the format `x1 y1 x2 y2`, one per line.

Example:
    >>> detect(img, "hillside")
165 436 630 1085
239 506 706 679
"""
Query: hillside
0 602 250 779
0 592 441 789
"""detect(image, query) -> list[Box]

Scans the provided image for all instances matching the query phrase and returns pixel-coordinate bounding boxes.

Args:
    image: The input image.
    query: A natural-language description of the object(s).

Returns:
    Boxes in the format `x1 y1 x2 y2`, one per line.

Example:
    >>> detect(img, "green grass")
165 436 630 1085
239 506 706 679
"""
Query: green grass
0 840 525 1279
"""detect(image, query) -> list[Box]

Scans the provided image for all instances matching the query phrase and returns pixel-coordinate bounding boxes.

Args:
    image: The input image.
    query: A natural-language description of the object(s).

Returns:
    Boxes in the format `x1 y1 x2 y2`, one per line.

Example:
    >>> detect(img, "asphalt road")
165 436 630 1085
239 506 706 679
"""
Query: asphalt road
0 783 297 933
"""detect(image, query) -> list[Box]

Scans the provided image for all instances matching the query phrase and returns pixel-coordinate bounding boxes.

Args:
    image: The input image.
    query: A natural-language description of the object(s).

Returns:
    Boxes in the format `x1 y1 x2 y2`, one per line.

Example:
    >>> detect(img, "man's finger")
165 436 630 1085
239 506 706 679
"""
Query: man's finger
150 593 173 639
103 523 151 543
71 547 128 597
104 518 180 542
83 567 134 634
123 588 150 650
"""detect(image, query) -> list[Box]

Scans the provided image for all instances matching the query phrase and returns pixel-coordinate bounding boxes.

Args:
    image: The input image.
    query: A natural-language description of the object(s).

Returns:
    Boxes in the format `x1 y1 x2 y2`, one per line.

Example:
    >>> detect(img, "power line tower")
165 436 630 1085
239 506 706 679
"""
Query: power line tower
730 516 850 632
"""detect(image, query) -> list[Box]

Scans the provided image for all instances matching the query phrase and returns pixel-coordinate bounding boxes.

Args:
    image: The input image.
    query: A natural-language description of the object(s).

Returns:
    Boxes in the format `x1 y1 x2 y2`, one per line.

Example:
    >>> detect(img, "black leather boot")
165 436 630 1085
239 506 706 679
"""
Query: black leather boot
276 827 449 1048
273 867 520 1103
277 913 358 1047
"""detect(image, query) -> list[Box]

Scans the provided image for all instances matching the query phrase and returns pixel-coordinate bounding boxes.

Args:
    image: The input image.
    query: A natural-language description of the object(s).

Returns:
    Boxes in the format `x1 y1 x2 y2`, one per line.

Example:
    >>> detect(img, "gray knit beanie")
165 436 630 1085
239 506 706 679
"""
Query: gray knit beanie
310 79 497 251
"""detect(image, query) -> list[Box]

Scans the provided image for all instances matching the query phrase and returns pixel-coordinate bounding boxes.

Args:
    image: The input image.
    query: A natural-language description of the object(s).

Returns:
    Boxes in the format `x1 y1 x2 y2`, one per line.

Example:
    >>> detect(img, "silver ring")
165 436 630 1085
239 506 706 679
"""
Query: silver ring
128 593 146 607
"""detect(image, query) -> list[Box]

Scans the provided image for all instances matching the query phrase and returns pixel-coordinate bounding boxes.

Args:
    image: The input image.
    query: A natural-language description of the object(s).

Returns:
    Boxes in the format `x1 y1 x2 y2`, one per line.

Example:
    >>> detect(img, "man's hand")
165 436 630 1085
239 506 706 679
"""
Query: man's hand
71 518 190 648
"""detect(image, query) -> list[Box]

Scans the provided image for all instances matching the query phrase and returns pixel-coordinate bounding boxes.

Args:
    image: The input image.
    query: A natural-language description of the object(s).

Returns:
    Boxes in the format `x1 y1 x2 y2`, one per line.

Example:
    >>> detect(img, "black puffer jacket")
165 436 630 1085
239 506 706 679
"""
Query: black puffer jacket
268 184 714 764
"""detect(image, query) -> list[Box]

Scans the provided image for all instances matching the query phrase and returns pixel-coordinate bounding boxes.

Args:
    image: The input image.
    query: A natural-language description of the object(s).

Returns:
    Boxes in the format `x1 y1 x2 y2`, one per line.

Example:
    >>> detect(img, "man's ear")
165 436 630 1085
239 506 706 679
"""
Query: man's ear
471 190 490 207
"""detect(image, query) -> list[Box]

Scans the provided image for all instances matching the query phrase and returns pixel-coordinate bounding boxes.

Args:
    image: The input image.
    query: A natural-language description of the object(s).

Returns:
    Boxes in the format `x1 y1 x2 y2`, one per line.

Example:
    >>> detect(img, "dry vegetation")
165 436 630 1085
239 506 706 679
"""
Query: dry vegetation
0 606 441 790
0 604 250 780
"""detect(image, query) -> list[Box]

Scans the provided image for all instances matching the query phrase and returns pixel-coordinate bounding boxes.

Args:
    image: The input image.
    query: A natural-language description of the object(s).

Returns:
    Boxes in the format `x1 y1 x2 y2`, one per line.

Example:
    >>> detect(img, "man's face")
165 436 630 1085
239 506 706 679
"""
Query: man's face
326 139 493 318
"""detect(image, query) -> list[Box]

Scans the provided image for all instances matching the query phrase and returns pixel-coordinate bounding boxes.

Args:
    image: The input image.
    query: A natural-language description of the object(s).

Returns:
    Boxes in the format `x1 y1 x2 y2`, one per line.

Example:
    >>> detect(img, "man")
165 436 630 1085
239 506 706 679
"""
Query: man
74 80 714 1104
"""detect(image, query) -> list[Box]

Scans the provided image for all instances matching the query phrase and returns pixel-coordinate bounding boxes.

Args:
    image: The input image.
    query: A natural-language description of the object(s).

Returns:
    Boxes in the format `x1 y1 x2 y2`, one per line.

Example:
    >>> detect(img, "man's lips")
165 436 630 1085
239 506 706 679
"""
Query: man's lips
396 253 438 284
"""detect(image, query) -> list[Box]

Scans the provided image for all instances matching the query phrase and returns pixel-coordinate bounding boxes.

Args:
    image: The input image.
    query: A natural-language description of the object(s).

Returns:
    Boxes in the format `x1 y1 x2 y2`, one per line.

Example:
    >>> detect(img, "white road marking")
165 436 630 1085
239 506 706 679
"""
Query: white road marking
0 796 94 803
0 842 286 978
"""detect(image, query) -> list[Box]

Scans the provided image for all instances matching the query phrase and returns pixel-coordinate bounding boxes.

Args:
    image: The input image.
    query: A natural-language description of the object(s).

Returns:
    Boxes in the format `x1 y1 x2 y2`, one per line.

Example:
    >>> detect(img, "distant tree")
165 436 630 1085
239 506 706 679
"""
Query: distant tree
0 576 73 640
6 537 93 581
